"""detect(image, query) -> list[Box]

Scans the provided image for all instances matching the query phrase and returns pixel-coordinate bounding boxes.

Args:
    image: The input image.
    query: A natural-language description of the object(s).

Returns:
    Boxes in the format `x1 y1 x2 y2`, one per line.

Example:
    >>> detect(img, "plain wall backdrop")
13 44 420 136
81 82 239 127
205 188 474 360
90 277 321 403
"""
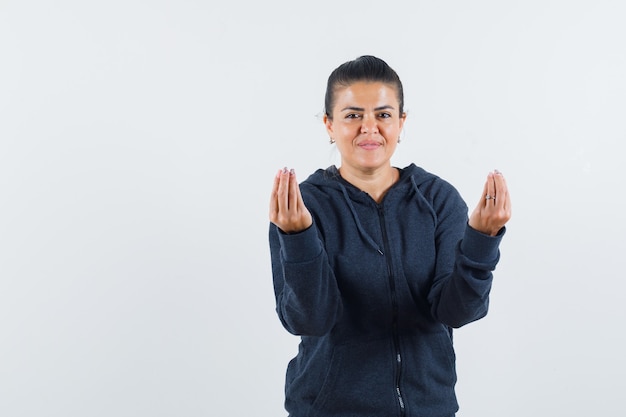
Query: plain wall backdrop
1 1 625 416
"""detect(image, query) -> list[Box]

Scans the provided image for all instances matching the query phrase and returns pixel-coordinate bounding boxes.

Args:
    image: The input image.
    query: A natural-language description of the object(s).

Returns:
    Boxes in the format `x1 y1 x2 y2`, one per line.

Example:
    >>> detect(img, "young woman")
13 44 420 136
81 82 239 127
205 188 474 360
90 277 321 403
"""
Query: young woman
269 55 511 417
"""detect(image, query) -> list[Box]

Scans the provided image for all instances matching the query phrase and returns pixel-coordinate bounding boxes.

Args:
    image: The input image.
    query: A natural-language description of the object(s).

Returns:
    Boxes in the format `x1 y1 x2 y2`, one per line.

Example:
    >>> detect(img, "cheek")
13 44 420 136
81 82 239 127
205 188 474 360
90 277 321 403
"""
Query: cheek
381 124 401 138
337 123 360 137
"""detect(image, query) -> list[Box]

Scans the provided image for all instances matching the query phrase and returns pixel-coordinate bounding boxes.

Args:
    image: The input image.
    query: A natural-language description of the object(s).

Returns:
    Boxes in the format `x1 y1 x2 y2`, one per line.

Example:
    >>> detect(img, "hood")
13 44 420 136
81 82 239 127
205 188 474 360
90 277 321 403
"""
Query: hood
302 164 436 255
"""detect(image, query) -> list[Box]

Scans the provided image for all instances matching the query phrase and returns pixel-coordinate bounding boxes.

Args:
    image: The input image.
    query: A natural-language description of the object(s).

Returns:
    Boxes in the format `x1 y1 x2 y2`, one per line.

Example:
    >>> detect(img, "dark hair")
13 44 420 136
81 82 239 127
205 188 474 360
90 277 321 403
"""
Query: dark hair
324 55 404 120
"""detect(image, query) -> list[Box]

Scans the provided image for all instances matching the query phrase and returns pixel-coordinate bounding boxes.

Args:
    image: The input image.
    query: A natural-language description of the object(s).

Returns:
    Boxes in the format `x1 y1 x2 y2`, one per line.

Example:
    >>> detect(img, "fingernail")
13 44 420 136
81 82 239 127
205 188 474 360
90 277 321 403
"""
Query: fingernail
494 169 502 175
289 168 295 176
282 167 288 174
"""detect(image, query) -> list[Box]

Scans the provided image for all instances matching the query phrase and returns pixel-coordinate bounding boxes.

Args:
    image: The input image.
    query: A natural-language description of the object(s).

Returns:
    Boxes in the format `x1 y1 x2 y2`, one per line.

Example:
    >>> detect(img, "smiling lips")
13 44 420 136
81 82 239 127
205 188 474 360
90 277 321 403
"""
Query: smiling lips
358 140 382 150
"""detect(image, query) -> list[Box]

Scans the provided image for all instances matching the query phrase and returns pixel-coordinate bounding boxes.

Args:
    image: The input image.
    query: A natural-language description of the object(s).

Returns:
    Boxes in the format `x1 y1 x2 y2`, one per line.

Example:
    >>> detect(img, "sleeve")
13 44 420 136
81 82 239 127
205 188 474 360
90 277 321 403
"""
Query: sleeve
269 222 343 336
427 192 506 328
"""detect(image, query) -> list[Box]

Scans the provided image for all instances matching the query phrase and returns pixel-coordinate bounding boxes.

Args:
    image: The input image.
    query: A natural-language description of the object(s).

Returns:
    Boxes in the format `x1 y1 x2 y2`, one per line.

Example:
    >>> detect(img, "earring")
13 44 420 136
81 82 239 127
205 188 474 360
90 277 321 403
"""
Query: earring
329 138 335 144
397 136 401 144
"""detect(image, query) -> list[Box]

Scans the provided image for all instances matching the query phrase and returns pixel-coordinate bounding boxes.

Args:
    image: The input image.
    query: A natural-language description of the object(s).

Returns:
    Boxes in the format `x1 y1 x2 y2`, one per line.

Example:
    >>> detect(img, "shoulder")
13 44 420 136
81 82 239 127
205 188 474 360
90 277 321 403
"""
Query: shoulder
402 164 458 193
301 166 339 183
300 167 340 194
297 167 344 207
401 164 467 210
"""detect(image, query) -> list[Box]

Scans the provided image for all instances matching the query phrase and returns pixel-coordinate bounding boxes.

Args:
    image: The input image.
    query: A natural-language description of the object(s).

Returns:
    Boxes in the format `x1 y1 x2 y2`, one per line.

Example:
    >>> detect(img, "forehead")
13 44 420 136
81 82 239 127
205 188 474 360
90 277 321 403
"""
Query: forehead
333 81 399 108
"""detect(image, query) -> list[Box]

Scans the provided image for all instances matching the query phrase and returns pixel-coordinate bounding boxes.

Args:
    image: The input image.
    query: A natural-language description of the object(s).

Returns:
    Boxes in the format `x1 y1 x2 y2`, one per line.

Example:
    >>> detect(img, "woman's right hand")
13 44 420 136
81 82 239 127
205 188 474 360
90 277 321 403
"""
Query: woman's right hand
468 169 512 236
269 167 313 234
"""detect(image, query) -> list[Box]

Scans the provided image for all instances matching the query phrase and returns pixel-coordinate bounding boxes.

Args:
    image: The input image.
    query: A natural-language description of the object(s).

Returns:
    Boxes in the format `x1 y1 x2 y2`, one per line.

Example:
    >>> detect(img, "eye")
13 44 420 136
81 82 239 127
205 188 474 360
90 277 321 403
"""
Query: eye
345 113 362 119
378 112 392 119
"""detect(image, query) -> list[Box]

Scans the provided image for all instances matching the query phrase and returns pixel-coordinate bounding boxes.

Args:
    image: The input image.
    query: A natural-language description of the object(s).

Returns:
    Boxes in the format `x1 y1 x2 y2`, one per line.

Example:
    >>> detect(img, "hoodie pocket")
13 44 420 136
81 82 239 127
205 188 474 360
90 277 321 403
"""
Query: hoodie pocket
310 338 396 415
401 330 458 414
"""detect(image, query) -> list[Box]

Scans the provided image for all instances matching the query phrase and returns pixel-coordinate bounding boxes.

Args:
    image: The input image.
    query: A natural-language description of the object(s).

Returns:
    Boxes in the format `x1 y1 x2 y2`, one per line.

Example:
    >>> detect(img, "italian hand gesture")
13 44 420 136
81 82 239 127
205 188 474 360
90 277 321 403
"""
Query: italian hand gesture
269 168 313 234
468 170 512 236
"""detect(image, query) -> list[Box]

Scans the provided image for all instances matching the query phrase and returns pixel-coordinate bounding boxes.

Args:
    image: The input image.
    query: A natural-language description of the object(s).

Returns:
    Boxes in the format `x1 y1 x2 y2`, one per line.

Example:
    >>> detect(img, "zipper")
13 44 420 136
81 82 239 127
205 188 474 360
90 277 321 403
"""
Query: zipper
377 205 405 416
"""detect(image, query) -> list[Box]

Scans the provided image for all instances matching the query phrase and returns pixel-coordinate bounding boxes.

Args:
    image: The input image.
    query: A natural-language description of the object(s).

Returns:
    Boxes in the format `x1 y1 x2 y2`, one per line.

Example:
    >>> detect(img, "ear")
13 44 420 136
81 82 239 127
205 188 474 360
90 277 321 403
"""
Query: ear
323 113 334 136
399 112 407 130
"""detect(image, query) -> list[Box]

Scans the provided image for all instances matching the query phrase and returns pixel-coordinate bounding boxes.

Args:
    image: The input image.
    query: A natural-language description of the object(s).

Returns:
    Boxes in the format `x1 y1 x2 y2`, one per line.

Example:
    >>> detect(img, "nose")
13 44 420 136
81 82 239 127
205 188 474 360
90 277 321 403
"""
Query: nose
360 115 379 134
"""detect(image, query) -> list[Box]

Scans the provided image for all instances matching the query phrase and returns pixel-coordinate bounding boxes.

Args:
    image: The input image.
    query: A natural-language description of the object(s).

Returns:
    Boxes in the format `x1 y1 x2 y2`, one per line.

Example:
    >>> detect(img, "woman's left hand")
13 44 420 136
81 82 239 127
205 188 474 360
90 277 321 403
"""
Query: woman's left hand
468 170 512 236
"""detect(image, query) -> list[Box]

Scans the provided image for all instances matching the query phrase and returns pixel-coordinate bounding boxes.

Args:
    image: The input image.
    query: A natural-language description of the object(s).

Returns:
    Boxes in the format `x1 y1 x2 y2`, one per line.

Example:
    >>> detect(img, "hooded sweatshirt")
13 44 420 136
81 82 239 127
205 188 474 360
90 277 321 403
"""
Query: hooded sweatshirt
269 164 505 417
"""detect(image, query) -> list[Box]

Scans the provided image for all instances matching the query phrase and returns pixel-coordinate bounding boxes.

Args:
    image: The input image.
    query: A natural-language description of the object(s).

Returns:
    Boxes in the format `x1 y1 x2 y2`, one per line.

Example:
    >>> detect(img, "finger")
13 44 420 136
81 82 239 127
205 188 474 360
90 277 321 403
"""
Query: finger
501 184 512 214
286 169 295 210
269 169 281 217
493 170 509 210
288 169 300 212
485 172 496 206
276 167 290 213
476 175 488 207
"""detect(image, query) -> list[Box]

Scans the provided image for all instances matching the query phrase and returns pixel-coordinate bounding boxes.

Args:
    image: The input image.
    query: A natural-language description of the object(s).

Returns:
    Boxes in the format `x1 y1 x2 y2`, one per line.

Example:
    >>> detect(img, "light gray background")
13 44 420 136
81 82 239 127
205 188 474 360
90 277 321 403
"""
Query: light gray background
1 1 625 416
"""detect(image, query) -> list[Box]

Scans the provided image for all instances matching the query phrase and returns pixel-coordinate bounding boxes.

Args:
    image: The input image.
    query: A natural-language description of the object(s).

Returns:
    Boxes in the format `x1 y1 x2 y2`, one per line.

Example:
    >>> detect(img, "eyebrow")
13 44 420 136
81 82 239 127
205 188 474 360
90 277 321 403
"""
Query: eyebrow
340 105 396 112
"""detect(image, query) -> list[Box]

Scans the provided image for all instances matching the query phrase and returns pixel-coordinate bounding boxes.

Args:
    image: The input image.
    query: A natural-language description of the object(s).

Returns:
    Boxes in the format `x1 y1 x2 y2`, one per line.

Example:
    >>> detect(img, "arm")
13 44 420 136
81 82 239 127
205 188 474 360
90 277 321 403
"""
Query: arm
269 168 342 336
429 170 512 328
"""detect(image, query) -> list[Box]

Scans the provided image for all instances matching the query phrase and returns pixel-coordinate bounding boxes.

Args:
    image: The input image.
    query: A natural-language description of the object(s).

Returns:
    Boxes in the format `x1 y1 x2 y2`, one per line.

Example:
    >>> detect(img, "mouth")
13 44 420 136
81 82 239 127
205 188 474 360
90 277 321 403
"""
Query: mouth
357 141 382 150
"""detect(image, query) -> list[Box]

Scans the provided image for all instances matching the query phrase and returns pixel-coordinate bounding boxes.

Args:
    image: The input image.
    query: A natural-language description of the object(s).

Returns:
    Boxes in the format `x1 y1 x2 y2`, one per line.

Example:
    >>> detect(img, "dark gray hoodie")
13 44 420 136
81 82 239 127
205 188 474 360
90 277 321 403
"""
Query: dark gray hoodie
269 163 505 417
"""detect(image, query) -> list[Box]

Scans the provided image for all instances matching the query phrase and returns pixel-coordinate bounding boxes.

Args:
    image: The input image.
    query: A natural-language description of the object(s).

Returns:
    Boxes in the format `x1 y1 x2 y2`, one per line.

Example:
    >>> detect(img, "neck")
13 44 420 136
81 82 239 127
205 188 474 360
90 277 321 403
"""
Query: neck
339 165 399 203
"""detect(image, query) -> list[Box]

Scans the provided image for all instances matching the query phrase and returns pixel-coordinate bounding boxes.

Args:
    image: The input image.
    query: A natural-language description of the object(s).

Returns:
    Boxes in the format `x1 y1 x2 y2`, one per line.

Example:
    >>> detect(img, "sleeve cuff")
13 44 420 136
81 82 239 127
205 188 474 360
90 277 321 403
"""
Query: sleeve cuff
460 224 505 263
278 224 323 263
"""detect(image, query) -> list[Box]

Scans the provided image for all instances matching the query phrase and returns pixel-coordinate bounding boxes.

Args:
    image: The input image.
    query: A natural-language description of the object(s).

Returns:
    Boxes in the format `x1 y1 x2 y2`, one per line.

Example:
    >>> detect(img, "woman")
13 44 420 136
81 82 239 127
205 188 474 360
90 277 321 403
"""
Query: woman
269 55 511 417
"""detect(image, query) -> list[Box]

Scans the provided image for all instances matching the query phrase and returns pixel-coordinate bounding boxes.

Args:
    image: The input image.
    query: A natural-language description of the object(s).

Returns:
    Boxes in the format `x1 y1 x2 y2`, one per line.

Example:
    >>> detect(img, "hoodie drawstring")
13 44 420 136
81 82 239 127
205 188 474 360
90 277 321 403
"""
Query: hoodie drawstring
337 183 384 255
